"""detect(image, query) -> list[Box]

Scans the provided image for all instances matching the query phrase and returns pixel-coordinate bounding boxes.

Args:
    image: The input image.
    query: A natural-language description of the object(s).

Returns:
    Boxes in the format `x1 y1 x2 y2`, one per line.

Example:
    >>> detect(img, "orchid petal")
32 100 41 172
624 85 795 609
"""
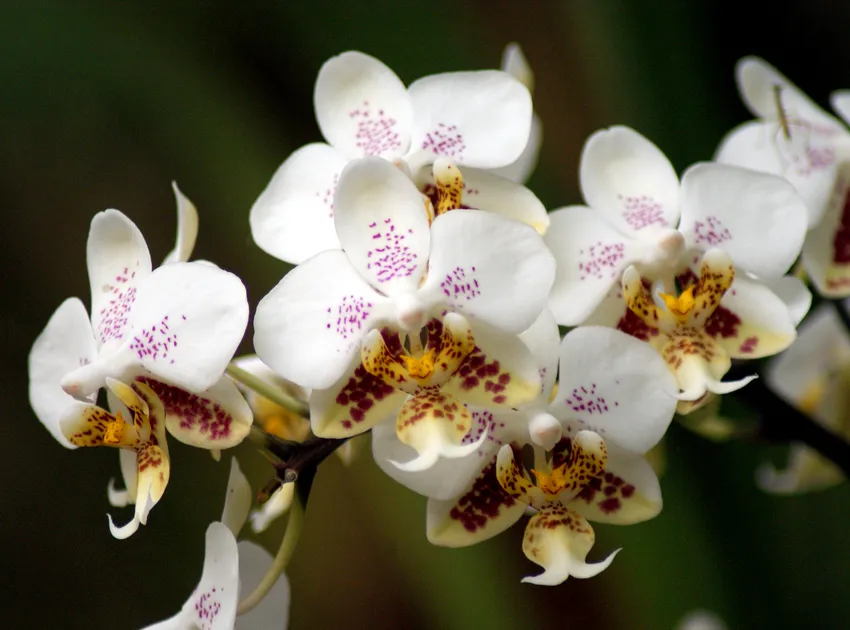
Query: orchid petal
315 51 412 159
767 304 850 409
313 51 411 159
580 126 681 235
221 458 252 537
553 326 677 454
407 70 532 170
521 504 618 585
309 354 405 438
455 167 549 233
427 451 526 547
163 182 199 264
141 522 240 629
802 163 850 297
108 441 170 540
59 400 138 449
87 210 152 349
444 320 541 409
761 275 812 326
716 121 838 229
678 163 807 276
422 209 555 333
570 442 662 524
391 391 485 472
519 308 561 403
107 449 139 507
28 297 97 448
494 443 536 504
501 43 534 92
490 114 543 184
761 305 850 492
756 444 843 495
250 143 348 264
831 91 850 127
137 376 253 450
235 542 291 630
672 351 755 406
63 262 249 398
125 262 248 391
714 119 833 225
416 165 549 233
334 157 430 295
736 56 843 130
372 414 505 500
250 483 295 533
254 250 391 390
545 205 640 326
708 275 797 359
715 121 784 176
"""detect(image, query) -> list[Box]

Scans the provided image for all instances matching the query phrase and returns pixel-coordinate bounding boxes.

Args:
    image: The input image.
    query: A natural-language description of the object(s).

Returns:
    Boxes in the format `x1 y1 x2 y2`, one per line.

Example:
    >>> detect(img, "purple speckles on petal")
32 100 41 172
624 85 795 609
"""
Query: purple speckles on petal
329 295 372 341
97 264 140 344
138 376 234 441
565 383 613 416
421 122 466 160
693 216 731 246
365 218 420 283
619 194 667 230
193 589 222 629
314 171 340 218
349 100 401 156
779 119 838 178
462 410 503 454
578 242 625 280
440 266 480 305
128 315 180 363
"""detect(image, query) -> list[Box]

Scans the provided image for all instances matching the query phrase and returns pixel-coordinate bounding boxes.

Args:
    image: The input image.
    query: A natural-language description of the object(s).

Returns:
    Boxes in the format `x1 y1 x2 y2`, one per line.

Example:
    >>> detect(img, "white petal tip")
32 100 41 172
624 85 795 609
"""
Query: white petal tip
706 374 758 395
249 512 272 534
389 452 440 472
107 513 140 540
521 548 621 585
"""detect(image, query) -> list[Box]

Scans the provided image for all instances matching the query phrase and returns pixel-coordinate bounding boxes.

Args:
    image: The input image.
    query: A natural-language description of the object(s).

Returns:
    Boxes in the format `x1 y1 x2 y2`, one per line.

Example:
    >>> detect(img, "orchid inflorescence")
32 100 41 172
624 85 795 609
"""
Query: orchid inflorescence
27 46 850 628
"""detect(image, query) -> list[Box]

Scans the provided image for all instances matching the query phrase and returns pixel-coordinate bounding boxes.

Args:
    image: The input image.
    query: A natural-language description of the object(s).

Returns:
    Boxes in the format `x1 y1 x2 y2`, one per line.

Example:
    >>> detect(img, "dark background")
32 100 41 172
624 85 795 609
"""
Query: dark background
3 2 849 628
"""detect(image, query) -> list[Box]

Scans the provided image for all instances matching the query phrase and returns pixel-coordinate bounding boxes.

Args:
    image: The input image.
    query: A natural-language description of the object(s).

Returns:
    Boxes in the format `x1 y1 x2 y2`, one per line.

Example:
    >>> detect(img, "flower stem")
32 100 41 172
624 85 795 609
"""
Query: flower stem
236 495 304 616
739 378 850 478
226 363 309 418
831 298 850 337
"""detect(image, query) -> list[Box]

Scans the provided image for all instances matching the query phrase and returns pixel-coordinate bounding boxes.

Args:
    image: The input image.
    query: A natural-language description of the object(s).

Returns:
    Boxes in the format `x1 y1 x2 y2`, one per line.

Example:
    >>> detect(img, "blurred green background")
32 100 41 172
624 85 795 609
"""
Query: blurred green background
4 1 850 628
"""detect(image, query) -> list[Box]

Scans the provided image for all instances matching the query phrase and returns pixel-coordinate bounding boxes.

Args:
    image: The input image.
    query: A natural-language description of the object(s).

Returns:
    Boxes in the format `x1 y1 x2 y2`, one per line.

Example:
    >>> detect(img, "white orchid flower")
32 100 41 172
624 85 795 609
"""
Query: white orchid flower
142 460 290 629
249 50 548 264
760 304 850 493
381 323 677 585
29 186 252 452
254 156 554 391
544 125 808 327
716 56 850 297
491 42 543 184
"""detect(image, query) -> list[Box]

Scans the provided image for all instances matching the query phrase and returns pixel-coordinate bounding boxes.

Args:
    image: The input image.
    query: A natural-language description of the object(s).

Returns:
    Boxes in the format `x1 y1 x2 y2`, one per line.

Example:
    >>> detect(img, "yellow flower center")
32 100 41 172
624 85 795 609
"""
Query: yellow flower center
530 463 570 497
659 285 696 317
103 411 126 445
401 348 437 379
433 158 464 215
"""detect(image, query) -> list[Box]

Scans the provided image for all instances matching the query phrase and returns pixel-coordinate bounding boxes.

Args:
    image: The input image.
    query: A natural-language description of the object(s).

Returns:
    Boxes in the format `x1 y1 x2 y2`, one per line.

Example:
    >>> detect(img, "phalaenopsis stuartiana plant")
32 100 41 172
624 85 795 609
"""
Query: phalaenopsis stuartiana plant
26 45 850 628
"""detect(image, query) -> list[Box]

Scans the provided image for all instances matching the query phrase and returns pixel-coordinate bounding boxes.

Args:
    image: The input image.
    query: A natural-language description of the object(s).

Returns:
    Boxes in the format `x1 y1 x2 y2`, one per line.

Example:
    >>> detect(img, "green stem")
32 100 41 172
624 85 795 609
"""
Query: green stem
236 496 304 615
226 363 309 418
